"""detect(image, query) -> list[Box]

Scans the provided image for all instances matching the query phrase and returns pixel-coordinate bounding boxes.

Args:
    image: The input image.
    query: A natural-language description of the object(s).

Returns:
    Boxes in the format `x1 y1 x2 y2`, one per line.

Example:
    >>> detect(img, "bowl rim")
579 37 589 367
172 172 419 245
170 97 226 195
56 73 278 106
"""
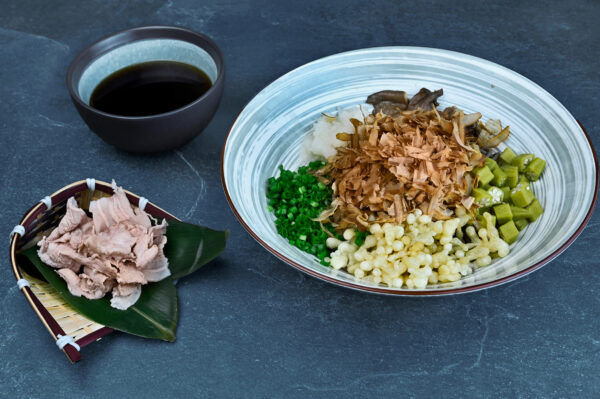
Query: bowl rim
66 25 225 120
221 46 599 296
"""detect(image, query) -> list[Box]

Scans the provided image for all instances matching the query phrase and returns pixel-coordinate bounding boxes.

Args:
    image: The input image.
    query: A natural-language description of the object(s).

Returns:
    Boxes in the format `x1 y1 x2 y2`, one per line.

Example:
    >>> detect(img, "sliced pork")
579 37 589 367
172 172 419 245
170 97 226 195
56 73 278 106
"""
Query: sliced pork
37 182 170 310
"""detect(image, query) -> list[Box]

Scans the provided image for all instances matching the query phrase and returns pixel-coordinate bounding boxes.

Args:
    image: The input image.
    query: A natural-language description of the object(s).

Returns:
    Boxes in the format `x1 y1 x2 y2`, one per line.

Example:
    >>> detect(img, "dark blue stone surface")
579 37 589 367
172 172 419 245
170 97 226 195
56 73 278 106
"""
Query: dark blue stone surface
1 1 598 397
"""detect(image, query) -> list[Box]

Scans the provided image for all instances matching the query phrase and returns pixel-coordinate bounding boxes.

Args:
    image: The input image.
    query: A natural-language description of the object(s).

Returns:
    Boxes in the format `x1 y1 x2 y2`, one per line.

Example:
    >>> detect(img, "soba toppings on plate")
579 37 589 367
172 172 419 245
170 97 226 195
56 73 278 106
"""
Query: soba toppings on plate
266 87 546 289
315 105 485 230
37 182 170 310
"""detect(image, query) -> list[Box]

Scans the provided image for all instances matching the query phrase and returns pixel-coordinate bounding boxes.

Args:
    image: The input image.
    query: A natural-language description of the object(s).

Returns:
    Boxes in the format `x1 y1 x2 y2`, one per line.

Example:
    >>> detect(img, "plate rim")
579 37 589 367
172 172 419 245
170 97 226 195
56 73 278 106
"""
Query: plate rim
221 46 599 296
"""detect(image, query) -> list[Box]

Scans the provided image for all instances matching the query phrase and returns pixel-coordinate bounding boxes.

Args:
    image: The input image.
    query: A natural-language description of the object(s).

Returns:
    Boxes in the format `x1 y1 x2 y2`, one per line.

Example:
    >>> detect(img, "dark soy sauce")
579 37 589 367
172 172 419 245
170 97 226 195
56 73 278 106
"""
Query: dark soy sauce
90 61 212 117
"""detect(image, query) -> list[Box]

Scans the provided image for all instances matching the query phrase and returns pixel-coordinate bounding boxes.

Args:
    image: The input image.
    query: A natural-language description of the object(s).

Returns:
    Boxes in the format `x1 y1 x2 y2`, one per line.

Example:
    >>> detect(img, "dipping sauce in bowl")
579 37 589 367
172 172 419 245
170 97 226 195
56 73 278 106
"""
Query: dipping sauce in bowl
89 61 212 117
67 25 225 153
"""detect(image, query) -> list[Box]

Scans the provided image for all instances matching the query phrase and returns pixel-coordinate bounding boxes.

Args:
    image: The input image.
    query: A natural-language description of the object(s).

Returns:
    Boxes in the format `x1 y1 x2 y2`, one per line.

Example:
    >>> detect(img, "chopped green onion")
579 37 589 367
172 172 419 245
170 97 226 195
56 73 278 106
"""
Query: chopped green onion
267 162 334 263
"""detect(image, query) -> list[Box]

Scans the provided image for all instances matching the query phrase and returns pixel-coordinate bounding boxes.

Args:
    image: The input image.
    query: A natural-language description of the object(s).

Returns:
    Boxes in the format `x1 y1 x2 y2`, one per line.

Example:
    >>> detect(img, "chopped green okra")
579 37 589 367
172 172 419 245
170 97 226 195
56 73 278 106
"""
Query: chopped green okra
493 203 513 225
510 205 530 220
475 166 494 186
478 206 491 216
526 198 544 222
485 157 499 172
492 167 507 187
524 158 546 181
514 218 529 231
510 183 535 207
511 153 535 172
499 220 519 244
499 147 517 164
519 174 530 185
500 186 511 201
502 165 519 188
488 186 504 205
473 188 494 206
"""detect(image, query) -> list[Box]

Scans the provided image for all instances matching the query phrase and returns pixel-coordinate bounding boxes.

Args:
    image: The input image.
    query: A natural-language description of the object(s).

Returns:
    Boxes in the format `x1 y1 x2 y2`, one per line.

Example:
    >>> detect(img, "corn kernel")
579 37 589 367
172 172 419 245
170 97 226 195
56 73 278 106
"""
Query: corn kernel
364 235 377 248
418 215 432 224
343 229 356 241
392 277 403 288
360 261 372 271
326 237 341 249
370 224 383 235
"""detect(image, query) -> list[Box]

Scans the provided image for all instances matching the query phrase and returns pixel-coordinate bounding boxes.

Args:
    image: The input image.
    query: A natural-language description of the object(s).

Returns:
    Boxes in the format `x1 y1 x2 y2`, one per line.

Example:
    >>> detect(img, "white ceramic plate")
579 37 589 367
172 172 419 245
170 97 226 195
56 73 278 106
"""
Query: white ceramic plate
222 47 597 295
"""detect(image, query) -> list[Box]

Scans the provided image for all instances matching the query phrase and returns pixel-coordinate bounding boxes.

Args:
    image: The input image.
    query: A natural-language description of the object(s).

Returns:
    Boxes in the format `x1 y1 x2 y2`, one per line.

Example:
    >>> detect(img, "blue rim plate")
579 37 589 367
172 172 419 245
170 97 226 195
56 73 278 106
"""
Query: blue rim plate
222 47 598 295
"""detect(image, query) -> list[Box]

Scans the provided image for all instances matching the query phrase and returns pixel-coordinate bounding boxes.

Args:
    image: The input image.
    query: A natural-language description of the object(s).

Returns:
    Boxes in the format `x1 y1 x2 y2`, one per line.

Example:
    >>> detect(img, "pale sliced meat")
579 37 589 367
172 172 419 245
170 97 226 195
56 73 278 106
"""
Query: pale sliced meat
47 197 90 240
85 224 136 257
135 245 158 269
110 284 142 310
56 269 84 297
129 208 152 228
78 274 112 300
142 253 171 282
37 182 170 311
37 242 84 272
89 184 136 233
117 262 147 285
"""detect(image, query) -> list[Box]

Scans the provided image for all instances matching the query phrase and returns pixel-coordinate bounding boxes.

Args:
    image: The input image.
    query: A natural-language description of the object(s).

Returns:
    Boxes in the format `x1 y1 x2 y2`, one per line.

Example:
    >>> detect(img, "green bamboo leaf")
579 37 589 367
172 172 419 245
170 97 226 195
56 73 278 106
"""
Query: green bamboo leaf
22 247 178 341
164 220 229 280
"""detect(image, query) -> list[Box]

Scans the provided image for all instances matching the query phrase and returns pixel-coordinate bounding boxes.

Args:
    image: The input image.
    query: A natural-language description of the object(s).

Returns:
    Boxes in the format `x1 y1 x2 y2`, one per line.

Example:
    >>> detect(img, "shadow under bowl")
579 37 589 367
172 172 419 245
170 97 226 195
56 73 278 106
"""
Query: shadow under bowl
67 25 225 153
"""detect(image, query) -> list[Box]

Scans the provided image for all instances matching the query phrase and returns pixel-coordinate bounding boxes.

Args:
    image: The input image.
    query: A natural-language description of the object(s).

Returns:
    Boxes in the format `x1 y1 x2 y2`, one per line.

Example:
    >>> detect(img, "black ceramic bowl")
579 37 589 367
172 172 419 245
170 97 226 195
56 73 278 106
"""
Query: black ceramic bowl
67 26 225 153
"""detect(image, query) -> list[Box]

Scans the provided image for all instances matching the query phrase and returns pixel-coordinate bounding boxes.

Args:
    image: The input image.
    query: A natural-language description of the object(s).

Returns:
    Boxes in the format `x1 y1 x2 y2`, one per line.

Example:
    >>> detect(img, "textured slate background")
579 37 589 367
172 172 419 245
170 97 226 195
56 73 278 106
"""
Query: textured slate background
1 0 598 397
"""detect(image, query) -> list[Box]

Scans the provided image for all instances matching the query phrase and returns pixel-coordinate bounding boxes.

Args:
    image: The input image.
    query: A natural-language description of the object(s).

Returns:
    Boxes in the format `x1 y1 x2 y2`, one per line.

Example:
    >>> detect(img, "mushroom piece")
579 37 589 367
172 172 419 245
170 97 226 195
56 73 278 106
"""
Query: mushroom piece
366 90 408 106
481 146 501 160
371 101 407 117
407 88 444 110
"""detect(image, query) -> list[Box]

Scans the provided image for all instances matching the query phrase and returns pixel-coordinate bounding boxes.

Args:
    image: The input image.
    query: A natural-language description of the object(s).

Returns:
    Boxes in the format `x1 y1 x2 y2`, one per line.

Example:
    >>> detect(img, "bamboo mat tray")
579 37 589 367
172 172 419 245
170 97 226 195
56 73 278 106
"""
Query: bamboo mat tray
9 179 177 363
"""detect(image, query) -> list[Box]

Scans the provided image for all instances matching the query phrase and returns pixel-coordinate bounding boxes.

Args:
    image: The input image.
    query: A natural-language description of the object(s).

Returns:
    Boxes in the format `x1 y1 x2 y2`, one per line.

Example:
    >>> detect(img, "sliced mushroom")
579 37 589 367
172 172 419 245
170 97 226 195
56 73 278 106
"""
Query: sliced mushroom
407 88 444 110
366 90 409 105
481 146 501 160
372 101 407 117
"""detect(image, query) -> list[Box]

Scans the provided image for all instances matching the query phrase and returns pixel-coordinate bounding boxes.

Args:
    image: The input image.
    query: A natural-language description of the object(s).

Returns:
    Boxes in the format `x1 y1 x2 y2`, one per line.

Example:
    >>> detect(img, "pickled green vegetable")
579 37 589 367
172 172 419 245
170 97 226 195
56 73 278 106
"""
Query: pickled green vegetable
478 206 491 216
510 183 535 207
524 158 546 181
511 153 534 172
499 221 519 244
500 186 511 201
492 167 507 187
514 218 529 231
510 206 530 220
499 147 517 164
493 203 513 225
485 157 499 172
488 186 504 205
468 148 545 245
526 198 544 222
502 165 519 188
473 188 493 206
519 174 530 185
475 166 494 186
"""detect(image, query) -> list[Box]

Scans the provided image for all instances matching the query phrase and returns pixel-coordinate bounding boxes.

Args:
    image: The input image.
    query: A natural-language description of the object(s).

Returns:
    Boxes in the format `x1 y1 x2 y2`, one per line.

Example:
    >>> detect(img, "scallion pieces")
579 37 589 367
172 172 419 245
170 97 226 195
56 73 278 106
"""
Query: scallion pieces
267 162 334 263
